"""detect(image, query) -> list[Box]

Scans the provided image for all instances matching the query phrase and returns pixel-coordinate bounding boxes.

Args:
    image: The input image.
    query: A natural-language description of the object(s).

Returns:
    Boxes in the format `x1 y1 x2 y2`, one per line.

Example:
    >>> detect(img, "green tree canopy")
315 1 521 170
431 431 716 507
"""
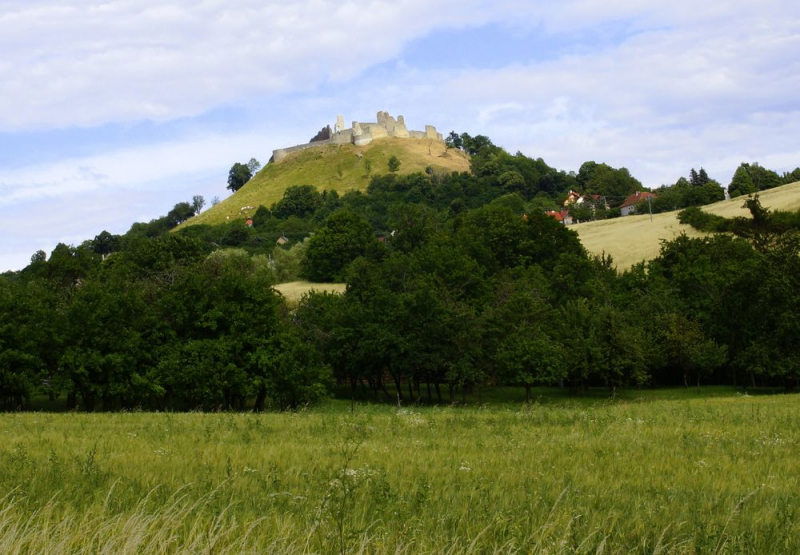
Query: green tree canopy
272 185 323 219
301 210 377 282
227 162 253 193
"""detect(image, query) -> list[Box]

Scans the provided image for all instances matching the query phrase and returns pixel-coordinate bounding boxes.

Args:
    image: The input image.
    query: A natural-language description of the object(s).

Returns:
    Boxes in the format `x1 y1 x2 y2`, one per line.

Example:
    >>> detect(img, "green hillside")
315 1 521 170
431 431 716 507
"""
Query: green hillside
576 180 800 270
184 137 470 228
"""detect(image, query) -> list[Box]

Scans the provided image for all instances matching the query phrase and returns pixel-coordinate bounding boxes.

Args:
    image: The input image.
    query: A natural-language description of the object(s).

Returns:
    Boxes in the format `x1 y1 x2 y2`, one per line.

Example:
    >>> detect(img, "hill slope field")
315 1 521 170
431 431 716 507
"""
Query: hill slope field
576 180 800 270
185 137 470 228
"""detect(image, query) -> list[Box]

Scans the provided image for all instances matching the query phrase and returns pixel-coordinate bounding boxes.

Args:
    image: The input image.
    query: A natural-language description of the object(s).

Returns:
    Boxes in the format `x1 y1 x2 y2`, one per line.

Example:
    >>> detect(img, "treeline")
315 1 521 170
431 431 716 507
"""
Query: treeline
1 240 329 412
1 137 799 410
678 197 800 237
293 196 799 402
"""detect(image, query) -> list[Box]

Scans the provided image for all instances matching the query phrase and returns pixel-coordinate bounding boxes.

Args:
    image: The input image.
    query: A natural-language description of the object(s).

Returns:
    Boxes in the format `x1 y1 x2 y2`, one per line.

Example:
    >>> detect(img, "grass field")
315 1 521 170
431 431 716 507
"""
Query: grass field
274 281 347 304
2 390 799 553
576 180 800 270
184 138 470 228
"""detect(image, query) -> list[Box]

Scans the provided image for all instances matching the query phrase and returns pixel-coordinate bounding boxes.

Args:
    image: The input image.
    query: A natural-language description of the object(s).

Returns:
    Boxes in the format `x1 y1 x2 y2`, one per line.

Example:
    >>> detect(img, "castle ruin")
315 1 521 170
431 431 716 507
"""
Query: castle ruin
271 111 444 163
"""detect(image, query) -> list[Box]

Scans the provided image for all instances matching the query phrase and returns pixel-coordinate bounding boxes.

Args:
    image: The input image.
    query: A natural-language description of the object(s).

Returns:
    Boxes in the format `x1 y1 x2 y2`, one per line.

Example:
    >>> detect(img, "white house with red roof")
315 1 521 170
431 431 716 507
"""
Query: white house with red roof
618 191 657 216
545 210 573 225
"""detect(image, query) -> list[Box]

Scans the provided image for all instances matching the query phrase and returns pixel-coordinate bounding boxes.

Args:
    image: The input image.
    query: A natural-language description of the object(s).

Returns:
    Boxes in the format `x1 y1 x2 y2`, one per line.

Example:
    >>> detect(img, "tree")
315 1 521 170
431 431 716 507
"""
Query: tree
191 195 205 214
166 202 196 226
227 162 252 193
301 210 377 282
253 205 271 227
445 131 463 151
211 196 221 207
251 331 331 411
783 167 800 184
247 158 261 175
498 170 526 194
92 231 120 257
744 163 782 192
388 155 401 173
656 313 726 387
272 185 323 219
496 330 565 402
387 203 438 253
728 165 757 198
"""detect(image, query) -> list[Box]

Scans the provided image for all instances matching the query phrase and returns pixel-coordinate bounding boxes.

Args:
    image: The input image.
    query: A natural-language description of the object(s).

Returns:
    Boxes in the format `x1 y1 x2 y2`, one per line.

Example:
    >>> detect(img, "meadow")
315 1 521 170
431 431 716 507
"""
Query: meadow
2 390 799 553
575 180 800 270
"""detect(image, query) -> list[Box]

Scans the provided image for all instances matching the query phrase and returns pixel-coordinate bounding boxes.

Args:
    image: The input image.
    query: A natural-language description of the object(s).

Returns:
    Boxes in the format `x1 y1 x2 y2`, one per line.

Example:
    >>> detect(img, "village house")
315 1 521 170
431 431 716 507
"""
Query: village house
577 194 609 210
563 190 582 206
545 210 574 225
618 191 657 216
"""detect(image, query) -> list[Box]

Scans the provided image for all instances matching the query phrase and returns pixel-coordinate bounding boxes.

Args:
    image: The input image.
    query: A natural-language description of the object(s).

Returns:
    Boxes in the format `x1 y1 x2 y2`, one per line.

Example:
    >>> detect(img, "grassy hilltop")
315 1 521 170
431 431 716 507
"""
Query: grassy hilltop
185 137 470 228
576 180 800 270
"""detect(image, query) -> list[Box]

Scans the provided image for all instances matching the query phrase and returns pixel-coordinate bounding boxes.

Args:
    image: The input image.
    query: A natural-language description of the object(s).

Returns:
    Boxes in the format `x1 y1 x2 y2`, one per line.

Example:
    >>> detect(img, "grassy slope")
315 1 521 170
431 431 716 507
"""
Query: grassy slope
3 393 800 552
184 137 470 228
576 180 800 270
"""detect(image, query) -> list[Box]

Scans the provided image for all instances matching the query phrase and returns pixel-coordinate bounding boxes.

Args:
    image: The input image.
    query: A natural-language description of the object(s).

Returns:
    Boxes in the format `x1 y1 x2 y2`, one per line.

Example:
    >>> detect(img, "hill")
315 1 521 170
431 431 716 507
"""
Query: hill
576 180 800 269
184 137 470 228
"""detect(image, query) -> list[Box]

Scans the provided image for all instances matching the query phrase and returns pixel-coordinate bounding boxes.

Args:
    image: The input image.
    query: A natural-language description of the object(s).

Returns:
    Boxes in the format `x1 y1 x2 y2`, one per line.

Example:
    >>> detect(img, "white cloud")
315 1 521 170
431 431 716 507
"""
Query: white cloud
340 2 800 185
0 131 267 205
0 0 507 130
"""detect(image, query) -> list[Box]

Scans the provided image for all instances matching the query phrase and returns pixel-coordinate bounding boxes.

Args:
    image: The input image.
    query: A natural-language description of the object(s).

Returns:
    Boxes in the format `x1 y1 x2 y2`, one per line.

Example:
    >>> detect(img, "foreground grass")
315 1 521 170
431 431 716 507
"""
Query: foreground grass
576 180 800 270
2 394 800 553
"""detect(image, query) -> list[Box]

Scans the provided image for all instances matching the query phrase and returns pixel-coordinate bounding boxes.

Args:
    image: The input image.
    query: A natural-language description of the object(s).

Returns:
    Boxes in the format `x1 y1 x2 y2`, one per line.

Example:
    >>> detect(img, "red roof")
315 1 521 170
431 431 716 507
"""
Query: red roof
545 210 570 222
619 191 656 209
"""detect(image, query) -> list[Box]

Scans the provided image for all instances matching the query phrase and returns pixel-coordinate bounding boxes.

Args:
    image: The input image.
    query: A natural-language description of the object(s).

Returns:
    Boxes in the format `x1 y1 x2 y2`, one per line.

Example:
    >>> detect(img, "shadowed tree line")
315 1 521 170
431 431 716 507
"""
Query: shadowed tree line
1 137 798 410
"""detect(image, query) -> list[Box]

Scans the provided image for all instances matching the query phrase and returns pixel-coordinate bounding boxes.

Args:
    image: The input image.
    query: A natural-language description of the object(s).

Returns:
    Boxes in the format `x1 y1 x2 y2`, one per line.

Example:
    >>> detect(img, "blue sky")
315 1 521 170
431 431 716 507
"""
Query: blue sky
1 0 799 271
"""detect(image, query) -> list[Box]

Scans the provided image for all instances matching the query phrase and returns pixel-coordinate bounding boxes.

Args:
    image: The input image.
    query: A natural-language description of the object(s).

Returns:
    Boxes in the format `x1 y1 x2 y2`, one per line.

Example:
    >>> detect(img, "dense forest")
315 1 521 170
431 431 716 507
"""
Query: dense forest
1 135 799 411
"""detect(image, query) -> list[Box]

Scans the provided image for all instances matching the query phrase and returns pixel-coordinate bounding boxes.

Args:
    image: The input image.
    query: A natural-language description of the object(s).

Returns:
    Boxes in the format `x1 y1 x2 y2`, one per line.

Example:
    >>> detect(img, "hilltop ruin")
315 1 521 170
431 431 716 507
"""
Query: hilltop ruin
271 111 444 163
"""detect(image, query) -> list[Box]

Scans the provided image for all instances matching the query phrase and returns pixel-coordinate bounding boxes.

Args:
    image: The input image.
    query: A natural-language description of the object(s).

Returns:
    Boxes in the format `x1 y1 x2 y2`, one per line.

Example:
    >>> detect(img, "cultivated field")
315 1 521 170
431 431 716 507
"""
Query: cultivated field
576 180 800 270
2 392 799 553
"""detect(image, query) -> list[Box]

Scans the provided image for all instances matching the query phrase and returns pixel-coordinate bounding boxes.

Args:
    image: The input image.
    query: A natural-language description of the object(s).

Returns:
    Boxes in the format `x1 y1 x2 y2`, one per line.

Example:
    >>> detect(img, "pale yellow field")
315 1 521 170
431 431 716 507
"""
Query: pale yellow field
576 181 800 270
274 280 347 302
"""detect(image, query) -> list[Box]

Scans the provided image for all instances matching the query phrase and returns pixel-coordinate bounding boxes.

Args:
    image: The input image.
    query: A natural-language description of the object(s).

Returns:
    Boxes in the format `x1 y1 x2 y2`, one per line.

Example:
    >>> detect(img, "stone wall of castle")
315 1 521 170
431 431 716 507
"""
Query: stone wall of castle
271 111 443 163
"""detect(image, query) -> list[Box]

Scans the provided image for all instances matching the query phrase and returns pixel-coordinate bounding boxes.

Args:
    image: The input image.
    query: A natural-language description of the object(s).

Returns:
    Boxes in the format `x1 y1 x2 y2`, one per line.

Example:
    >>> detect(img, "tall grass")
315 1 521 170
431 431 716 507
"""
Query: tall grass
2 394 799 553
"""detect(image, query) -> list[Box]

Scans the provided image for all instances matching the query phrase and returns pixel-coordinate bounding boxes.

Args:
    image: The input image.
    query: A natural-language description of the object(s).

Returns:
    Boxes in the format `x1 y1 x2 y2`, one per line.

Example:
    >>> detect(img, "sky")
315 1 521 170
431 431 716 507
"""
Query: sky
1 0 799 271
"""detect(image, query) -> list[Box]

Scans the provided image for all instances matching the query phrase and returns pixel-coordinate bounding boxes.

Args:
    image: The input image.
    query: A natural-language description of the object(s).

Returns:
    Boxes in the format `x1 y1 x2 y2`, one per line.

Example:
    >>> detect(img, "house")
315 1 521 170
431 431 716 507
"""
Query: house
578 194 609 210
276 235 290 245
545 210 574 225
563 190 582 206
245 218 254 228
618 191 657 216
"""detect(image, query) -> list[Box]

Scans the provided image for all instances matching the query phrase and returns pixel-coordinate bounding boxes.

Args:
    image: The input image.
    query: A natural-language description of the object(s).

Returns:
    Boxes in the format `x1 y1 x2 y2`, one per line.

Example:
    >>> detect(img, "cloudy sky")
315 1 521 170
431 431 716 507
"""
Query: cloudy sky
1 0 798 271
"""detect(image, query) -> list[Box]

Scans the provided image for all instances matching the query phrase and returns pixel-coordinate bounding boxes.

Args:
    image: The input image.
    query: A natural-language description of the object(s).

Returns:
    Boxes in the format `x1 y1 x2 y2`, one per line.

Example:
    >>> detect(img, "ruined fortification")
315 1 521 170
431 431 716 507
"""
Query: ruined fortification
271 111 444 163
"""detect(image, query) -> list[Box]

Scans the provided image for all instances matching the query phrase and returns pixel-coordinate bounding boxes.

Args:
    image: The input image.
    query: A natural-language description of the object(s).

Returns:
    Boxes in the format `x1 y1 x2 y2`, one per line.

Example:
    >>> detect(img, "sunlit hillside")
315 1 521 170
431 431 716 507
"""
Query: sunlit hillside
184 137 470 228
575 180 800 270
